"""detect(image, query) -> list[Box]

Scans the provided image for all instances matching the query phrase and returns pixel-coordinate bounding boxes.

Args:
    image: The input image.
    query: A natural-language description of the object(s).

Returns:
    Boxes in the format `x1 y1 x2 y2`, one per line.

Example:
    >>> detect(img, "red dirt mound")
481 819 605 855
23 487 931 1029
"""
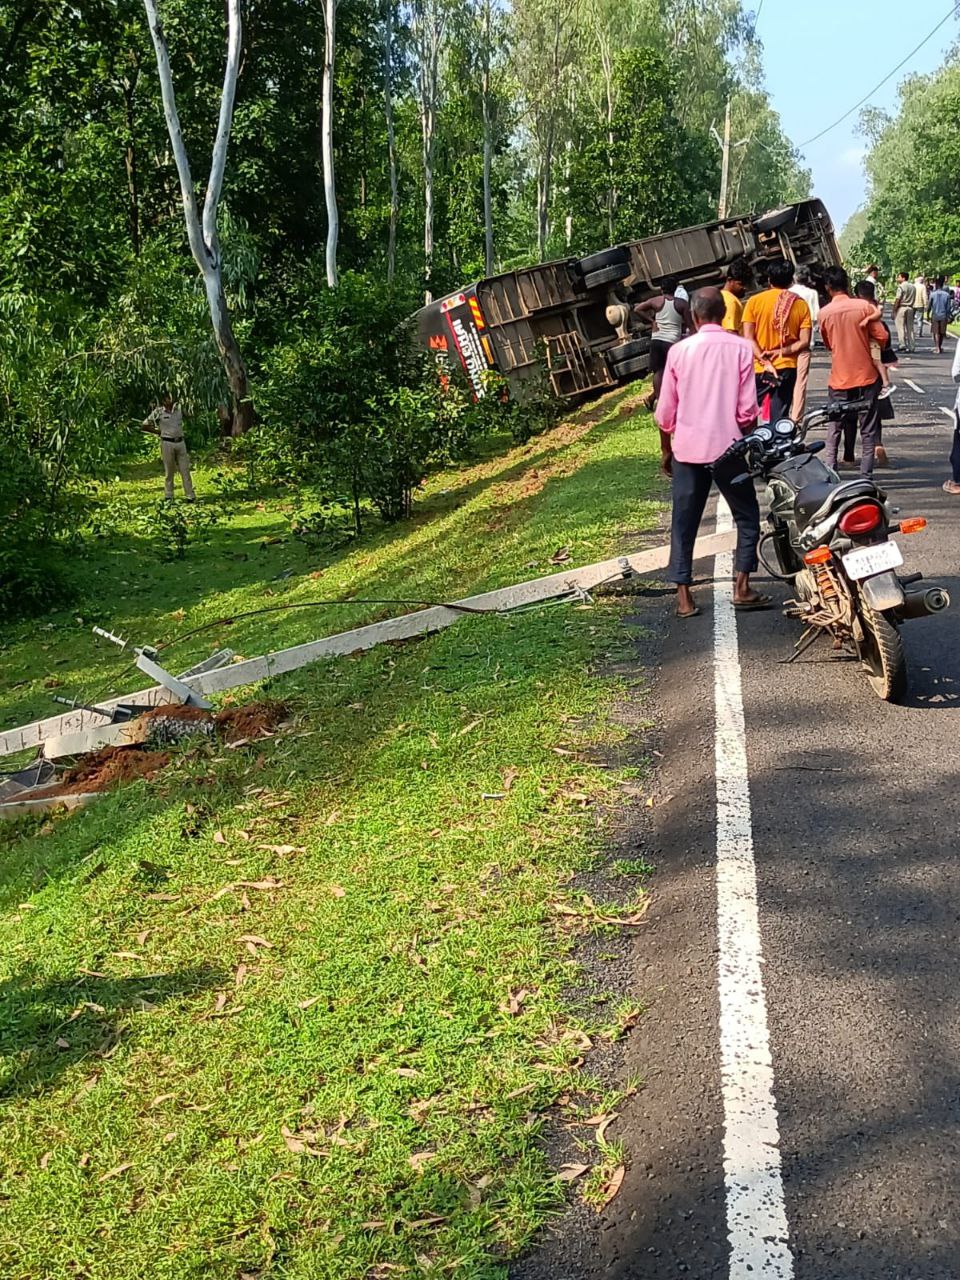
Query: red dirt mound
215 700 290 744
140 704 214 726
21 746 171 799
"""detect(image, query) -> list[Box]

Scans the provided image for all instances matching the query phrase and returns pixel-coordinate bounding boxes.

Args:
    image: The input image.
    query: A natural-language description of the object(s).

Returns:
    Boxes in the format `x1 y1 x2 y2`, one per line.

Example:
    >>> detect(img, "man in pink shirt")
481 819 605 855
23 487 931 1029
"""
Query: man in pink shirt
656 287 768 618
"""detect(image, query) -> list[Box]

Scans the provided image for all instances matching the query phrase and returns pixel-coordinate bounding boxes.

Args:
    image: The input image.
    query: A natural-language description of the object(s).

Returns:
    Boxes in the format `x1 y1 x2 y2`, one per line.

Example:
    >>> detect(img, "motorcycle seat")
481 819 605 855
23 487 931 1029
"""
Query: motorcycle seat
793 478 876 526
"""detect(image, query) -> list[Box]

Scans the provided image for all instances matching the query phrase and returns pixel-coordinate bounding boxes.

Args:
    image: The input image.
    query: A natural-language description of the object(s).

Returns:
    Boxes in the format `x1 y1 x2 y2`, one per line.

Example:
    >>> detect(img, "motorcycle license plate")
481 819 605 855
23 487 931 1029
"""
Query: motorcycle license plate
842 541 903 580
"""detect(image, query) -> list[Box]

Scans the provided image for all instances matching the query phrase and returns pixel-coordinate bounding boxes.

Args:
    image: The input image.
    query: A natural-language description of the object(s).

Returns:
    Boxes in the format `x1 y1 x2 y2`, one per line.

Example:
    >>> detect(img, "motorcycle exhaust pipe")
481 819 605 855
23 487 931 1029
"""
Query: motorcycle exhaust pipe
898 587 950 619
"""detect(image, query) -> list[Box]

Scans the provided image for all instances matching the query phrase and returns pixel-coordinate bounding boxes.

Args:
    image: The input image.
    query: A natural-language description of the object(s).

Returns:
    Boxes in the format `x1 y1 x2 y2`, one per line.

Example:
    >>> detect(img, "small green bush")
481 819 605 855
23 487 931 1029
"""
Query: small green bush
90 496 220 562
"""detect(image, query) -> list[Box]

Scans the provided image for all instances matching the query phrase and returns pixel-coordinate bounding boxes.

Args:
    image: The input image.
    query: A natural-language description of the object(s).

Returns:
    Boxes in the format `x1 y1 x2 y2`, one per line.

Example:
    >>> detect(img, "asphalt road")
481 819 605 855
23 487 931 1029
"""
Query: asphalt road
531 336 960 1280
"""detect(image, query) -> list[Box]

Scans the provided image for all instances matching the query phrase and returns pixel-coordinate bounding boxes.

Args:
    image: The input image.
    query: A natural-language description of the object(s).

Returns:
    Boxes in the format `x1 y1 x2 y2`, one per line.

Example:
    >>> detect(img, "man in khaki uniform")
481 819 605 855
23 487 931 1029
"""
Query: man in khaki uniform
141 392 196 501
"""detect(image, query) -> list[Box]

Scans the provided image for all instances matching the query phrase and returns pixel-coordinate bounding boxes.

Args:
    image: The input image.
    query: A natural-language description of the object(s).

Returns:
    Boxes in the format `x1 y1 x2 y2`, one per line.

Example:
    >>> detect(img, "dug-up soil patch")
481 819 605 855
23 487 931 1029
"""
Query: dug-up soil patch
22 746 172 798
215 699 289 743
13 700 290 802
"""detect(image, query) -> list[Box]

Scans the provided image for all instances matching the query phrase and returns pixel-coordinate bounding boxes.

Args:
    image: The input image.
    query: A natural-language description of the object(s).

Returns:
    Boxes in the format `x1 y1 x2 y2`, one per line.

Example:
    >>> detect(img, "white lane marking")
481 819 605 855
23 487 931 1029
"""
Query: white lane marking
905 379 925 393
713 499 794 1279
940 406 955 421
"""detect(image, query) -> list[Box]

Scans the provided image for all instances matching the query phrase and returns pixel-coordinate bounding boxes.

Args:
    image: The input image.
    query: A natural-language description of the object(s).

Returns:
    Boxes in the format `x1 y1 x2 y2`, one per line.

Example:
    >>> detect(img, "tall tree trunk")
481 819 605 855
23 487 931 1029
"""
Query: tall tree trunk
599 36 616 242
121 59 142 256
415 1 443 303
383 0 398 280
537 129 553 258
423 99 434 300
321 0 339 288
480 0 494 275
143 0 253 432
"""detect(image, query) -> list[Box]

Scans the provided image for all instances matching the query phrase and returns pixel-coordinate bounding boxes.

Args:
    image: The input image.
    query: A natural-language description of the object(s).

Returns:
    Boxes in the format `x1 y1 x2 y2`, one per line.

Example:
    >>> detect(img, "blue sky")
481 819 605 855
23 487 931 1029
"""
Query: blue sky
756 0 959 235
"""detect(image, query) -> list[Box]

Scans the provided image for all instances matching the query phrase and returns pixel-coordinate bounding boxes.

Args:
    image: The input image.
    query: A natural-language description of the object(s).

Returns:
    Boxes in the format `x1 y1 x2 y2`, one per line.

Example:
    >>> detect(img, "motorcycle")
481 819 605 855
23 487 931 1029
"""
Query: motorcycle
716 403 950 703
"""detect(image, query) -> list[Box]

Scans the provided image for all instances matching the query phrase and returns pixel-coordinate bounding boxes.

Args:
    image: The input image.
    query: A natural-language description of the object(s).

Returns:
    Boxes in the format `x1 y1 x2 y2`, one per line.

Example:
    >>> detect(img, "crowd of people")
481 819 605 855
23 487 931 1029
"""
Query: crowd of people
638 256 958 617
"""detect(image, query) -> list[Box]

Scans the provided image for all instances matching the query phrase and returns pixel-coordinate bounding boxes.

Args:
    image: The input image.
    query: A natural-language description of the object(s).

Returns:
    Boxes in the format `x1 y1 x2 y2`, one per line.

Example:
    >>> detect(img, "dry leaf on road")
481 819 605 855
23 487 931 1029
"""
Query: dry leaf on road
596 1115 618 1146
600 1163 625 1207
557 1162 590 1183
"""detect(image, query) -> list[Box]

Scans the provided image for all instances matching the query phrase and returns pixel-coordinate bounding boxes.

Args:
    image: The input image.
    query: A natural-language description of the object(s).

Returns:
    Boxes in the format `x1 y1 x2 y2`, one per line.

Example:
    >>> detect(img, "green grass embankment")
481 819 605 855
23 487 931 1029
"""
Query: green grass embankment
0 386 663 1279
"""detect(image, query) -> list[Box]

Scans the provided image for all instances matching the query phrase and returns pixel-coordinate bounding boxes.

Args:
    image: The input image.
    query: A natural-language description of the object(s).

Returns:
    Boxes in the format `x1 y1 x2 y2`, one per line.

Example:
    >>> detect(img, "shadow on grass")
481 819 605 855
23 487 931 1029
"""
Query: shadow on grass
0 964 222 1101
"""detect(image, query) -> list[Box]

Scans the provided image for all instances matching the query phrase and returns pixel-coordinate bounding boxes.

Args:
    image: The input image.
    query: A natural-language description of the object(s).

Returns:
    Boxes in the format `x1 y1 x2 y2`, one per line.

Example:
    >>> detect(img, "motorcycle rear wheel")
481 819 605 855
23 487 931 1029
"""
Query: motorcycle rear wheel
858 603 907 703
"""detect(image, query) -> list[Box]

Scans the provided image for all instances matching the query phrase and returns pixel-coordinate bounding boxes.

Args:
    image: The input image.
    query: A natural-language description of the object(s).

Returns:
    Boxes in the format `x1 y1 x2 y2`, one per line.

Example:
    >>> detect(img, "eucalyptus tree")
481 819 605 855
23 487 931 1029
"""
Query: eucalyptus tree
142 0 252 431
320 0 339 287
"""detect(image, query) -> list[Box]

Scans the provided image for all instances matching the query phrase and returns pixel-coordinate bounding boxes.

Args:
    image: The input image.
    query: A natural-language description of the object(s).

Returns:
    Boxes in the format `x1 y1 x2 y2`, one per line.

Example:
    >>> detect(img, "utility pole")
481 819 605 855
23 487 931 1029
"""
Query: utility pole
711 98 749 220
718 98 731 220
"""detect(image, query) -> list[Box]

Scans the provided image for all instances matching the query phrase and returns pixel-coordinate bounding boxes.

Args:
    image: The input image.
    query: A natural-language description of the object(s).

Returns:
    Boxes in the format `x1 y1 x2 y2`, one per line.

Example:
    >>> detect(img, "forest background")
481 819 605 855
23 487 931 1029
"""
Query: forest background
0 0 815 618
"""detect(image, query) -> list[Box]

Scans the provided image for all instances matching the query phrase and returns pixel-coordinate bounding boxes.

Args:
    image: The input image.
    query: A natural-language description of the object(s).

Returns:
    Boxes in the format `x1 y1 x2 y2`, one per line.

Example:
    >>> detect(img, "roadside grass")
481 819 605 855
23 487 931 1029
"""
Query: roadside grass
2 385 657 732
0 387 663 1279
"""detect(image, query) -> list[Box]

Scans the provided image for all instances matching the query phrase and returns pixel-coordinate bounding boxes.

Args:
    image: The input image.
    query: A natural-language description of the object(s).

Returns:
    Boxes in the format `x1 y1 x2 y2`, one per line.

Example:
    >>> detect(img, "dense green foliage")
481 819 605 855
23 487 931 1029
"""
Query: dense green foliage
851 58 960 278
0 0 806 618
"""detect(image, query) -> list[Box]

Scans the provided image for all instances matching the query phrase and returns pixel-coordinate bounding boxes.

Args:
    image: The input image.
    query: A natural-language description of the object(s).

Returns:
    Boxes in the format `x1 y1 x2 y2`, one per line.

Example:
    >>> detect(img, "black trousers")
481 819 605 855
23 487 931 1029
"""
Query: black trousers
756 368 797 424
667 456 761 586
825 379 882 476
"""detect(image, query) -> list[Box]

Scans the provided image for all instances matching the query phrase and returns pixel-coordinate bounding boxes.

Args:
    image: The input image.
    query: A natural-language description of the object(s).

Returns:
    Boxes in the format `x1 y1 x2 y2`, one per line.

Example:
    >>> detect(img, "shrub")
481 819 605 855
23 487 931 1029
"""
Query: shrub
91 496 220 562
254 271 489 533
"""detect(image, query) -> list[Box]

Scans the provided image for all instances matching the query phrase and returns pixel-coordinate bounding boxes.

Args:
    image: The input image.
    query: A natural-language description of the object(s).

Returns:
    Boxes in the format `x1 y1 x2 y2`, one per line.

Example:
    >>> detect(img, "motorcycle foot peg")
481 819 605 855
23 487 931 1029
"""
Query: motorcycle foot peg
899 571 923 586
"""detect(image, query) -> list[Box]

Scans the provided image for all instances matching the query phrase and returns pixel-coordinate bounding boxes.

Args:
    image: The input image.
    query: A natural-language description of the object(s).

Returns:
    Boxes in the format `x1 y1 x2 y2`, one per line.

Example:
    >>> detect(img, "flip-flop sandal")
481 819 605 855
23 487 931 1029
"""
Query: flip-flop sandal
676 605 702 619
733 595 774 611
942 481 960 495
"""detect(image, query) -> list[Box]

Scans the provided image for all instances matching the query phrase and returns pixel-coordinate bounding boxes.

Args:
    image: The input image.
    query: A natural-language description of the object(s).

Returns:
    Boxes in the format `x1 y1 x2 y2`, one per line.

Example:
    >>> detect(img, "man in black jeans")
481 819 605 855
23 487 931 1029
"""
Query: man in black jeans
656 288 770 618
818 267 888 477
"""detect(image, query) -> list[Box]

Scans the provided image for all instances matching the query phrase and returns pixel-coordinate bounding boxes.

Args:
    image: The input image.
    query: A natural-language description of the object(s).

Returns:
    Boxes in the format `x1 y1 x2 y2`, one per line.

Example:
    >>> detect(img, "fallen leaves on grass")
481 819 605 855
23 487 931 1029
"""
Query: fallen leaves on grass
502 765 520 793
237 934 274 955
281 1125 327 1158
297 995 323 1010
557 1162 590 1183
550 894 649 929
408 1150 436 1173
98 1162 133 1183
500 987 532 1016
550 546 572 564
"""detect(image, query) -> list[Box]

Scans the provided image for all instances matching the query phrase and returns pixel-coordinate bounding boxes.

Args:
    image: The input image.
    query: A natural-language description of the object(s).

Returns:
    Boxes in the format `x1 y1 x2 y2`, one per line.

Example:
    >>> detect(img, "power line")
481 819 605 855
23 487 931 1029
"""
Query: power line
797 2 959 149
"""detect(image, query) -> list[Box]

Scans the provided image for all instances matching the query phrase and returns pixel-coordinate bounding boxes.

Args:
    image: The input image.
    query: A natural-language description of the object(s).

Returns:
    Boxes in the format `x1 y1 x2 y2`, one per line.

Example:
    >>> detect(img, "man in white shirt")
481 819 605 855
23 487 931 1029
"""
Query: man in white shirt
864 266 885 304
789 265 821 420
141 391 196 501
914 276 929 338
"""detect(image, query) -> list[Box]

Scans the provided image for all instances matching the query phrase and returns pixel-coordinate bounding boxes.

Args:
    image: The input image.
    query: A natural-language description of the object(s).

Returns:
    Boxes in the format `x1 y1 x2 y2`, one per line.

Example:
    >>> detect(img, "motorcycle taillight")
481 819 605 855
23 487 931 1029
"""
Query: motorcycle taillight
838 502 883 536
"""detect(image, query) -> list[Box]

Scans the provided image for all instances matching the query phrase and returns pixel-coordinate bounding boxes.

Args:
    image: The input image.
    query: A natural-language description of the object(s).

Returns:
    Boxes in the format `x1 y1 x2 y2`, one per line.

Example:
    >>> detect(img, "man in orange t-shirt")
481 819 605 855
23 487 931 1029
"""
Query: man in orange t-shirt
818 265 888 476
742 258 812 424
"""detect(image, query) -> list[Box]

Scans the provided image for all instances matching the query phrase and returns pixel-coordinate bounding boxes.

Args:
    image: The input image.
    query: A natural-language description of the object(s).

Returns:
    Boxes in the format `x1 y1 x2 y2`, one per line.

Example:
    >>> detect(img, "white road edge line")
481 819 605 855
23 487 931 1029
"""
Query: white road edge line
904 379 925 393
940 406 955 421
713 499 794 1279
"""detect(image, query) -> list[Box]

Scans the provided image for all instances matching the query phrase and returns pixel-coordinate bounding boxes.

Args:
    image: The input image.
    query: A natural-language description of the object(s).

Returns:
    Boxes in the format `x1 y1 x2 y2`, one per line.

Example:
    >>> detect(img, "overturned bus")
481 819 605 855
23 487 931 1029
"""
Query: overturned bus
413 199 841 401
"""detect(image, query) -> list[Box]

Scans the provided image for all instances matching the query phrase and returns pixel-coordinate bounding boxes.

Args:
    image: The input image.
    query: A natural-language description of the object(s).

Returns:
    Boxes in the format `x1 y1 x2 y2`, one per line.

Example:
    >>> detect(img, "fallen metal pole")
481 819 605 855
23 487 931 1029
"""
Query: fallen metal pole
0 528 737 758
